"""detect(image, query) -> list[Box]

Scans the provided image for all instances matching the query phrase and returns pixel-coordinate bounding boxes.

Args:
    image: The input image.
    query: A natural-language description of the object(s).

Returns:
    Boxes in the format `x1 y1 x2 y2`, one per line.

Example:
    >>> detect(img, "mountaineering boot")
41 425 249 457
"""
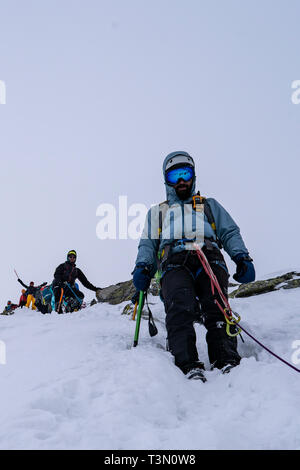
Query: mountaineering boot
206 323 241 369
186 368 207 382
183 362 207 382
221 363 238 374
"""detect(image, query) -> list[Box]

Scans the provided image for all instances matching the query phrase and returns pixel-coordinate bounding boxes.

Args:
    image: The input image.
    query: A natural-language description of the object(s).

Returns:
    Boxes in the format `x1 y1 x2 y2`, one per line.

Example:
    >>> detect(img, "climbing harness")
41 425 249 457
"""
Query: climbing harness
193 242 241 338
194 242 300 374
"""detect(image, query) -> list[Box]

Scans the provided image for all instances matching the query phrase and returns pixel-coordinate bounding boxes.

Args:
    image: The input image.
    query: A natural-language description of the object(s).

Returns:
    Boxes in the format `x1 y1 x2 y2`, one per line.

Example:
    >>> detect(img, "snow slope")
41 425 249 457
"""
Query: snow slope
0 287 299 450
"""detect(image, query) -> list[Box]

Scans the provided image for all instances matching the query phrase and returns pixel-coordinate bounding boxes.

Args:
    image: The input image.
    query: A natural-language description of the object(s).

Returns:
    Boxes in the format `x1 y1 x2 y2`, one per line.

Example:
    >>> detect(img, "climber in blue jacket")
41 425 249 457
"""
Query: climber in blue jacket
132 151 255 380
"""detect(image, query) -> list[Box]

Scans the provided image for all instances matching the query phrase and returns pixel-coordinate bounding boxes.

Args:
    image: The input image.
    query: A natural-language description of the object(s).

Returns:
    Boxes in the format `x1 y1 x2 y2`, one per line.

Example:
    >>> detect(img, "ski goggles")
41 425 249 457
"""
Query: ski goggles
165 165 194 185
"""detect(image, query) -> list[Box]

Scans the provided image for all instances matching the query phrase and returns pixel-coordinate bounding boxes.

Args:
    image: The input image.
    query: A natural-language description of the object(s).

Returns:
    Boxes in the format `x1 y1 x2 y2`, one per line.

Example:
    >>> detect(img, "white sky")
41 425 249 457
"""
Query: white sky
0 0 300 307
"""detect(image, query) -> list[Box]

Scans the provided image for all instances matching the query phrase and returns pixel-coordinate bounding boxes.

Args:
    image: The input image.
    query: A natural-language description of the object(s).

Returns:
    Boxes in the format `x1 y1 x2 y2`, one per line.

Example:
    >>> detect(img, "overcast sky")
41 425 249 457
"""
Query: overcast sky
0 0 300 307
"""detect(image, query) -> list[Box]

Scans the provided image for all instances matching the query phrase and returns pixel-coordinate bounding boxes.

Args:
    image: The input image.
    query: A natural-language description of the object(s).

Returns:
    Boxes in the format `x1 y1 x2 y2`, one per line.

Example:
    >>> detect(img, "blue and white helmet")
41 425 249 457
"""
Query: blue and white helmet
164 152 195 172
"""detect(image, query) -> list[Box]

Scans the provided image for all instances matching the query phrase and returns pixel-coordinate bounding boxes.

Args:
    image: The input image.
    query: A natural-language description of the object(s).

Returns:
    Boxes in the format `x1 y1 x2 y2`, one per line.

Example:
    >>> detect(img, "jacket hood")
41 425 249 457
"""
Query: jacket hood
163 151 196 204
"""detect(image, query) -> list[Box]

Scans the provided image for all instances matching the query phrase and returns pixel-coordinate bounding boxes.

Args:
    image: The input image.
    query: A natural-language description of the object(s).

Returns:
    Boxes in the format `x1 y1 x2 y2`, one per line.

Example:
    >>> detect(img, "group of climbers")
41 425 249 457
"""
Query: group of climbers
17 279 47 310
2 250 101 315
3 288 27 314
2 150 256 381
3 288 30 314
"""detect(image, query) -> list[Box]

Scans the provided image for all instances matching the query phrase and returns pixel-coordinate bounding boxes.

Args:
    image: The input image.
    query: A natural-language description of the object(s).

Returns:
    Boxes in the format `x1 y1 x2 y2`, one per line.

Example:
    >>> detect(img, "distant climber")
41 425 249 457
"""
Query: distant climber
2 301 19 315
52 250 101 313
19 290 27 308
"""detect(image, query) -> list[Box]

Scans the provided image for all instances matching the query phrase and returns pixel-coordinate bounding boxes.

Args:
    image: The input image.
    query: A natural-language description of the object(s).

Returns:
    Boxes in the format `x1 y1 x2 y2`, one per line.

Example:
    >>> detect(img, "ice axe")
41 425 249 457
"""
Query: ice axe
133 291 144 347
57 288 64 313
133 291 158 347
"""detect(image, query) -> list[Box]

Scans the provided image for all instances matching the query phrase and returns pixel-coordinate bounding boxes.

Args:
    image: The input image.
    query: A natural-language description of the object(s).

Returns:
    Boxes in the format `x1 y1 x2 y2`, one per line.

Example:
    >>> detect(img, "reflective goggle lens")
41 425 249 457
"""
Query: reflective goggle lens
166 165 194 185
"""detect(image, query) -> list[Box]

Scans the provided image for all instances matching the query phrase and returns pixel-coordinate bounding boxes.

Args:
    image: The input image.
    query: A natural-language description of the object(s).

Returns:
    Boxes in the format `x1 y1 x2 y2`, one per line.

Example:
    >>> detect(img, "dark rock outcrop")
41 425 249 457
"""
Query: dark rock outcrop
95 271 300 305
229 272 300 298
96 279 160 305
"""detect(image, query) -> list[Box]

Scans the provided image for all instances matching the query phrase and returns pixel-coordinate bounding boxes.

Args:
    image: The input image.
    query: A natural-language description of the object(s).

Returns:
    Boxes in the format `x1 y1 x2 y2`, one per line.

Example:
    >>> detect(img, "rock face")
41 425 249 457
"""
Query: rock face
96 271 300 305
96 279 160 305
229 272 300 298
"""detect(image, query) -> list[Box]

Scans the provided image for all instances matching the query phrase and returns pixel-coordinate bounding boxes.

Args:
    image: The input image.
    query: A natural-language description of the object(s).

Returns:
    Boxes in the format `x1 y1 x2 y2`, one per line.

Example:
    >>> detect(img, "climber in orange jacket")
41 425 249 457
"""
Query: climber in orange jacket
19 290 27 308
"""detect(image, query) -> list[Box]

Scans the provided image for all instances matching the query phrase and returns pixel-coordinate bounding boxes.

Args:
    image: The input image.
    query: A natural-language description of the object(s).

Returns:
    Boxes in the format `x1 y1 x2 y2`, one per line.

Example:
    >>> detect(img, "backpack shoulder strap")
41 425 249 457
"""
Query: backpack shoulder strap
202 198 215 231
193 192 222 248
203 197 222 248
158 200 169 237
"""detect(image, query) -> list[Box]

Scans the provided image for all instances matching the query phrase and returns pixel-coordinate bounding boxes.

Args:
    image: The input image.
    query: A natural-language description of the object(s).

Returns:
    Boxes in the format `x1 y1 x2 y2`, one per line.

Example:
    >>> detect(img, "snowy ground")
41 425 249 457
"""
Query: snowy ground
0 287 299 450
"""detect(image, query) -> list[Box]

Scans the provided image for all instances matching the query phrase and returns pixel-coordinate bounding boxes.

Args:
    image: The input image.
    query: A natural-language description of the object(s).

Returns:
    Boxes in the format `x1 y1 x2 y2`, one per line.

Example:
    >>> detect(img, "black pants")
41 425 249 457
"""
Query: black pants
161 250 241 373
53 284 84 312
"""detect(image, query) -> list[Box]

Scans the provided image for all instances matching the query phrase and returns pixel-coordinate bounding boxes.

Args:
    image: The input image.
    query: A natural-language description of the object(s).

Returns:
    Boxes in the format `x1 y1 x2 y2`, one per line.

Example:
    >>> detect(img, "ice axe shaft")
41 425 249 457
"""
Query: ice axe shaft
132 301 138 321
57 288 64 313
133 291 144 347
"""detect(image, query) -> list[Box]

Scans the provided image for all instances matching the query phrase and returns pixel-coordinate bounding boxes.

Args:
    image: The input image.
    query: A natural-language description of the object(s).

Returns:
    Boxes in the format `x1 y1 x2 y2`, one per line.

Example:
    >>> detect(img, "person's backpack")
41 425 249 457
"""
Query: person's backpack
35 285 54 313
40 286 53 305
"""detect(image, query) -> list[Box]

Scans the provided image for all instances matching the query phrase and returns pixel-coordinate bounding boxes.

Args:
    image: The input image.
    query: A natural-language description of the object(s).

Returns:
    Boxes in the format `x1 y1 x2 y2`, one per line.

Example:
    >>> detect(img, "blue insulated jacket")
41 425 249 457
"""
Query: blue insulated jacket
135 151 249 276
